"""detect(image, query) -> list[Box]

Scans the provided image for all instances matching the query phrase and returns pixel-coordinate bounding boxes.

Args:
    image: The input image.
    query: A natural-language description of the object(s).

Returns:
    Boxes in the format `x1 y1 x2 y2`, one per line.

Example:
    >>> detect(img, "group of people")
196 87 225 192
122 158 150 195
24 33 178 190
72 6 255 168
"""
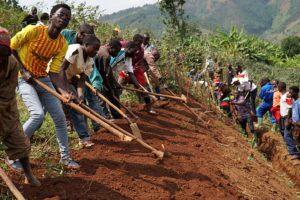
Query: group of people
0 3 165 186
2 2 300 189
204 61 300 160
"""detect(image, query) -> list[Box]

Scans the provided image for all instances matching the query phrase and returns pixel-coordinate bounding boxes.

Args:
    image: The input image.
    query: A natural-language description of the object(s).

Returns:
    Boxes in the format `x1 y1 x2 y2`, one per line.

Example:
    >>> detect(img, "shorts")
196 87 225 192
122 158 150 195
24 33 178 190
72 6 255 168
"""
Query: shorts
134 67 146 86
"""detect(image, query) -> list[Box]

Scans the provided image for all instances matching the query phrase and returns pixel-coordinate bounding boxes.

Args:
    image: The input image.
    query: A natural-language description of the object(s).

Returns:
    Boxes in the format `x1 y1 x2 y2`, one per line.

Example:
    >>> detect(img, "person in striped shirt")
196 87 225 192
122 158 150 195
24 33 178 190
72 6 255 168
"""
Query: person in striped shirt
9 3 80 170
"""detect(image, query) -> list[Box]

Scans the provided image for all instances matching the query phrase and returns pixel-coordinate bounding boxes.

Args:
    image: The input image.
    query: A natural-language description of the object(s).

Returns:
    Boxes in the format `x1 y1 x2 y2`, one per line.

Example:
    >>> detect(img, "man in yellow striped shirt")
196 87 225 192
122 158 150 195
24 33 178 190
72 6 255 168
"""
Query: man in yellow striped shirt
10 3 80 170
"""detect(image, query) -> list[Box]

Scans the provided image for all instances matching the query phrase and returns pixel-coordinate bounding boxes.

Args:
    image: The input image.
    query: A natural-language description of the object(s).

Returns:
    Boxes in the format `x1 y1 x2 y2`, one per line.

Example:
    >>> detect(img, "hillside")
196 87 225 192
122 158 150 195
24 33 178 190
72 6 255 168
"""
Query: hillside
10 100 300 199
102 0 300 40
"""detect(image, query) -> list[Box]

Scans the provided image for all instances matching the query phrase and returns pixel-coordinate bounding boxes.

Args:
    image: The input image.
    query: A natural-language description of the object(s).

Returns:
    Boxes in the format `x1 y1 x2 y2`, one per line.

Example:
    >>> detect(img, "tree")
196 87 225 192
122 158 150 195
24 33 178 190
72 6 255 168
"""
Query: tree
159 0 187 43
281 36 300 58
0 0 25 34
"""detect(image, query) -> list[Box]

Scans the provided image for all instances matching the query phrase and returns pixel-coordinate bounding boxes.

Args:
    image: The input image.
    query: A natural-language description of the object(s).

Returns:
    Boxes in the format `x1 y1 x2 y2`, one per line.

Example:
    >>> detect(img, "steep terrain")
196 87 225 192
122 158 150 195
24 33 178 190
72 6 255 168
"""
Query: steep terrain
2 99 299 199
103 0 300 40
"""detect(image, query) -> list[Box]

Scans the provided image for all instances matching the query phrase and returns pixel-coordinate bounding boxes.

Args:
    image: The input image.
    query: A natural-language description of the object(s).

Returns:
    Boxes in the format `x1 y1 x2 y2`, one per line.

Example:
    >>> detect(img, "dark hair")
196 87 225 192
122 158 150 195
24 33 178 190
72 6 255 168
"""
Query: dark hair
260 77 270 84
272 79 279 85
79 23 94 35
143 32 150 38
40 13 49 21
133 34 143 42
109 39 121 49
83 34 100 46
125 41 138 58
289 86 299 94
50 4 71 16
278 81 286 90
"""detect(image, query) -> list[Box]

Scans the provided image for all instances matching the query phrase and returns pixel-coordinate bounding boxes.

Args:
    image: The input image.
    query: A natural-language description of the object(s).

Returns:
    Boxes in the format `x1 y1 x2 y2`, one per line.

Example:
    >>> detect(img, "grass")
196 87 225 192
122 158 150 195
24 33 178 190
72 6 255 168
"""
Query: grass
0 91 139 162
0 192 14 200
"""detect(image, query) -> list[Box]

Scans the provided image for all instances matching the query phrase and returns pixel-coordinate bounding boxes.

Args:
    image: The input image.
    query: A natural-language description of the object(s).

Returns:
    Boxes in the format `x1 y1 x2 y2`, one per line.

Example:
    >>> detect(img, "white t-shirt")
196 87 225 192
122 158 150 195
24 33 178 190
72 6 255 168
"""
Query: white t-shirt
280 93 292 117
237 70 249 82
65 44 94 81
237 81 257 92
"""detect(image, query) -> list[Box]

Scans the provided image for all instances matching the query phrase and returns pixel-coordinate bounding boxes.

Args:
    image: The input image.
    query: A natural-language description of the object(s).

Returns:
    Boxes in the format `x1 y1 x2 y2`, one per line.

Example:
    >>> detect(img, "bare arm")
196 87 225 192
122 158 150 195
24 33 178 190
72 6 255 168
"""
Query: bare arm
76 73 86 103
12 50 32 81
49 59 74 102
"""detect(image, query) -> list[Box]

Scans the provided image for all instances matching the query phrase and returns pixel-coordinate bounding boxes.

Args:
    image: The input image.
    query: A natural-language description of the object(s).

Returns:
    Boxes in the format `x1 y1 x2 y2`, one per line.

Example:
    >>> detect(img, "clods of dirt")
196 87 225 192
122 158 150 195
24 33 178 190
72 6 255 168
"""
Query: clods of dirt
2 100 299 200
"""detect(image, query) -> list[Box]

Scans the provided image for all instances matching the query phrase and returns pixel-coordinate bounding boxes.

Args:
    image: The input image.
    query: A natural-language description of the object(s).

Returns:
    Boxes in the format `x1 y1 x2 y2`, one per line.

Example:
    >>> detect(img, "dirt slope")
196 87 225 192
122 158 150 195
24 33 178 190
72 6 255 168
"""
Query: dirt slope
4 100 300 199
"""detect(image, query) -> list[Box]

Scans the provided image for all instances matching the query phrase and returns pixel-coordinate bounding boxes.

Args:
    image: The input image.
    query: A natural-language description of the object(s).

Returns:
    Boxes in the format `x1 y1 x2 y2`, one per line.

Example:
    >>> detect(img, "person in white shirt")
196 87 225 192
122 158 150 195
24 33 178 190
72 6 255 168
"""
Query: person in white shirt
279 82 292 137
236 64 249 83
61 34 100 148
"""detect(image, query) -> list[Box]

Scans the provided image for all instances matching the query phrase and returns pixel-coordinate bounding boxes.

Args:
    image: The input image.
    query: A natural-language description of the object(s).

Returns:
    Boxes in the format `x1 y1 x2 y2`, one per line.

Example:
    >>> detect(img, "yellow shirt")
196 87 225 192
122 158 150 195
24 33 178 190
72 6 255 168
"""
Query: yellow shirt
11 25 68 77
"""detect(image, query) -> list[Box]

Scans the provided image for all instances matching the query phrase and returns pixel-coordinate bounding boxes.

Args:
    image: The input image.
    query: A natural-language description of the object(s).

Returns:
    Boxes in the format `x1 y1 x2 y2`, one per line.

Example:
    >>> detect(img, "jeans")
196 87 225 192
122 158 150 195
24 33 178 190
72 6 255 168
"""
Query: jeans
284 126 299 156
256 102 276 124
239 116 254 133
279 116 286 137
68 84 89 139
69 109 90 139
18 77 70 160
85 87 108 131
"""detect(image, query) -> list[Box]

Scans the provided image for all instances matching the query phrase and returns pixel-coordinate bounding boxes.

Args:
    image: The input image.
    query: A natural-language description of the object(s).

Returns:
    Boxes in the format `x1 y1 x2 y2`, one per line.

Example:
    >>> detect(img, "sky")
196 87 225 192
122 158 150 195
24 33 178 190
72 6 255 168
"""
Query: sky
18 0 158 14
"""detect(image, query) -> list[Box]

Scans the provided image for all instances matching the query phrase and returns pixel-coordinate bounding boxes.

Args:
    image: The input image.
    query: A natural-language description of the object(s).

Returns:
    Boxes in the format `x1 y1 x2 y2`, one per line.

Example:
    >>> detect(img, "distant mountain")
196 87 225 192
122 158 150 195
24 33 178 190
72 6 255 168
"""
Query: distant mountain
102 0 300 41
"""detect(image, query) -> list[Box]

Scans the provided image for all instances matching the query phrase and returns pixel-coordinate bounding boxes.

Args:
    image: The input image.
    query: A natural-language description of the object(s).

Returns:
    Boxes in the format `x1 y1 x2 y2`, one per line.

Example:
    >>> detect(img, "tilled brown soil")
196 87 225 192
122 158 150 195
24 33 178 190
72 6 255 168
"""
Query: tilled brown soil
3 100 300 199
258 130 300 187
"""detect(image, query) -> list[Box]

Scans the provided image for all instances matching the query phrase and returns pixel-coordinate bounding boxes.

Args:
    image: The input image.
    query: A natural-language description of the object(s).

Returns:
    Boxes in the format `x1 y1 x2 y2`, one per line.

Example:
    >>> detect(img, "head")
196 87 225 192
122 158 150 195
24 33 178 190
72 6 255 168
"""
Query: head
125 41 138 58
289 86 299 99
152 48 160 62
77 23 95 44
108 39 122 57
277 82 286 93
82 34 101 58
0 27 11 60
259 77 270 87
227 63 232 69
133 34 143 47
50 4 71 30
31 6 37 16
40 13 50 24
112 27 121 37
236 64 243 73
233 90 239 98
272 79 279 87
143 32 150 46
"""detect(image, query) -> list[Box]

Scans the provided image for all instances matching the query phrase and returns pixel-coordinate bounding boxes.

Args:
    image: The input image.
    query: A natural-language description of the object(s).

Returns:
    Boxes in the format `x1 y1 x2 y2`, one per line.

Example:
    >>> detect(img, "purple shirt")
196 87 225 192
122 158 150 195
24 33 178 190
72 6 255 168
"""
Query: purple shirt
233 95 251 118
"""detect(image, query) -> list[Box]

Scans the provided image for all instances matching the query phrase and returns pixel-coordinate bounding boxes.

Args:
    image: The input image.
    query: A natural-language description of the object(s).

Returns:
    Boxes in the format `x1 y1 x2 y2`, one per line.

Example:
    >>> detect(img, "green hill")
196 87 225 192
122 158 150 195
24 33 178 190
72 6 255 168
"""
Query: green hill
102 0 300 41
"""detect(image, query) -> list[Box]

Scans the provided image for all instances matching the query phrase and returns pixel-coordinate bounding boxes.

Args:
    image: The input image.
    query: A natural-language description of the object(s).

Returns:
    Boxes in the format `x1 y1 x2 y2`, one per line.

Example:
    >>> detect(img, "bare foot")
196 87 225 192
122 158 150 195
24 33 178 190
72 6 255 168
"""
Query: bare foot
24 176 41 187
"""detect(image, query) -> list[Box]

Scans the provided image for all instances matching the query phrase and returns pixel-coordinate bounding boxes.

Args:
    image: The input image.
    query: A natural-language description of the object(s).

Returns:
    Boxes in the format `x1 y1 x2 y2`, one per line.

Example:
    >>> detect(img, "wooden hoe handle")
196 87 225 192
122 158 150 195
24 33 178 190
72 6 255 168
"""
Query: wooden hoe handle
32 78 165 159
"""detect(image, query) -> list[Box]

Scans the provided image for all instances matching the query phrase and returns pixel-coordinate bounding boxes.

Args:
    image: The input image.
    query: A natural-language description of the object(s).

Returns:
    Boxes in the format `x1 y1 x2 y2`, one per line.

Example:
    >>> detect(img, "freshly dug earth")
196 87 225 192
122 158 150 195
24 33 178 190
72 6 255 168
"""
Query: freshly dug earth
3 100 300 199
258 130 300 187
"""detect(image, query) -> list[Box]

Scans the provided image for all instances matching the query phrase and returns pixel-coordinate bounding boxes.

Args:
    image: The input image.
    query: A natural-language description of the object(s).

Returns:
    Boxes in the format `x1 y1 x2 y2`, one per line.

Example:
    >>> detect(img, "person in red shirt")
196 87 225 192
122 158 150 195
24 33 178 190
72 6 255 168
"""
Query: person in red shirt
132 34 156 114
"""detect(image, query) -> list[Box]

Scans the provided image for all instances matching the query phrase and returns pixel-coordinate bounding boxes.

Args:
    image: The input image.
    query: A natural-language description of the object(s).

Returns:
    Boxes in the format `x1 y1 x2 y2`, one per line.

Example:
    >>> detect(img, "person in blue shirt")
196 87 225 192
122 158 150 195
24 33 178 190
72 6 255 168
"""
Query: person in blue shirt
256 78 275 128
284 86 300 159
61 23 94 45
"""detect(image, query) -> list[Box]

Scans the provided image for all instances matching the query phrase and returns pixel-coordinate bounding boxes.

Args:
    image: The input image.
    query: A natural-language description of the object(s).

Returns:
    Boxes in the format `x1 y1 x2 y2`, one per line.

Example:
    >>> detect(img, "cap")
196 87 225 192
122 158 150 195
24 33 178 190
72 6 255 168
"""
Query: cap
0 27 11 50
113 27 121 33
